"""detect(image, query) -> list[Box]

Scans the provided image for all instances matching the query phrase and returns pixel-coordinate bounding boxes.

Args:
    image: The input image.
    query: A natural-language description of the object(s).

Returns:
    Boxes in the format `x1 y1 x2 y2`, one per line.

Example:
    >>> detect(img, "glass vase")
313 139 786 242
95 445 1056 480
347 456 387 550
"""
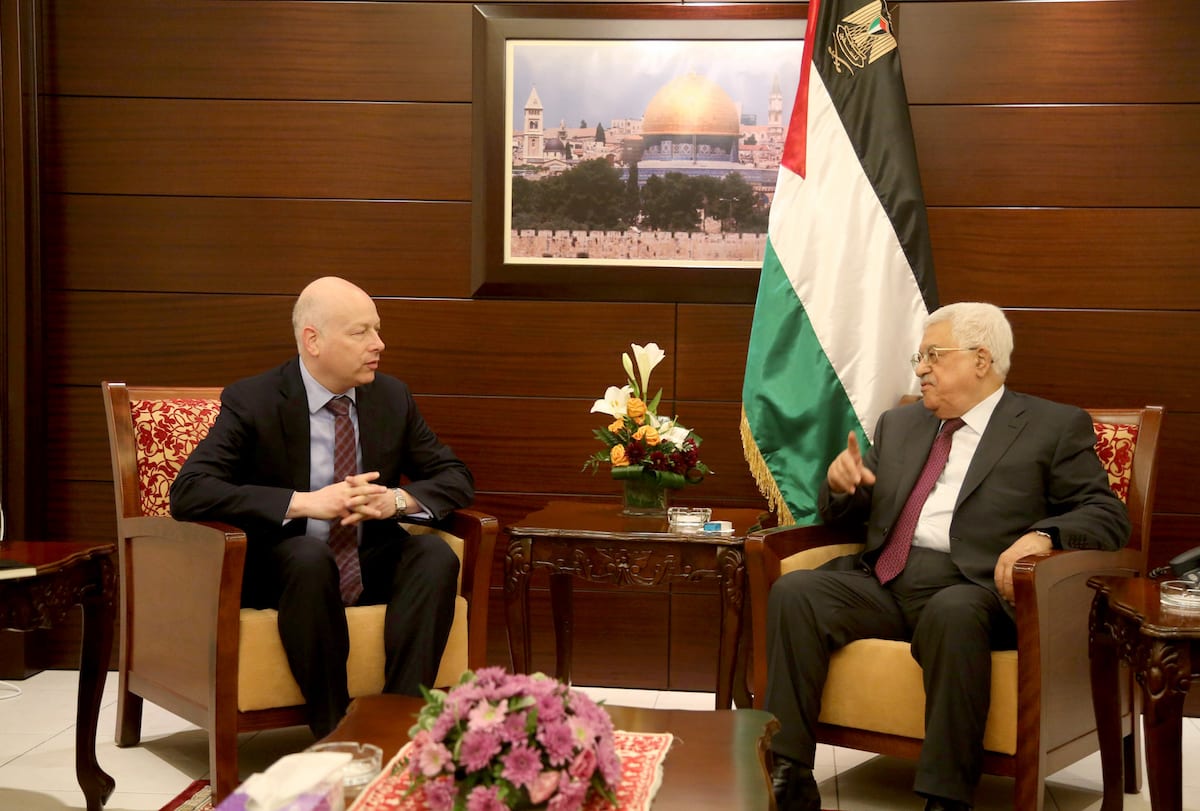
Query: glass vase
621 477 669 516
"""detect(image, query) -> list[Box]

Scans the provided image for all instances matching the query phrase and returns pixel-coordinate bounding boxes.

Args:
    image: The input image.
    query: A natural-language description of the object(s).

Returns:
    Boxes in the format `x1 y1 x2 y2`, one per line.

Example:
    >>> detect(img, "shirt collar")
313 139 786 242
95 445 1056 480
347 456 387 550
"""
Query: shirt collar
958 385 1005 434
298 357 357 415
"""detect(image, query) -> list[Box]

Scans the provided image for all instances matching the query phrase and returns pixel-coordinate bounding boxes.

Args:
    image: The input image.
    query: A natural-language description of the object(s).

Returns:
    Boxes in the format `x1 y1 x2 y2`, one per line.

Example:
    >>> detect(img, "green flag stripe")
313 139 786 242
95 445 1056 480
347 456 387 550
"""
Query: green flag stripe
742 239 866 525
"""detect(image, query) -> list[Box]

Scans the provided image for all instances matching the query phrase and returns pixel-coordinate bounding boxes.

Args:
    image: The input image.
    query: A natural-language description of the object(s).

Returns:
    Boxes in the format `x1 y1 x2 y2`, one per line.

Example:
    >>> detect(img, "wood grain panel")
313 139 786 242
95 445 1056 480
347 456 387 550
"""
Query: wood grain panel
913 106 1200 207
48 481 116 545
669 592 722 692
418 397 763 504
898 0 1196 104
45 292 675 397
42 98 470 200
929 208 1200 310
1148 411 1196 516
1146 514 1200 575
43 0 472 102
677 304 754 401
1003 310 1199 413
45 196 473 298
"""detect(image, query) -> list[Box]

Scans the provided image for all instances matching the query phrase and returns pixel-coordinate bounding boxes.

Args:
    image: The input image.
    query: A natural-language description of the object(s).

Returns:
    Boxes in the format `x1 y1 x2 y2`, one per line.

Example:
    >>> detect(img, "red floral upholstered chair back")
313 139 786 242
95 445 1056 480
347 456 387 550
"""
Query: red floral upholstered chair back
130 396 222 517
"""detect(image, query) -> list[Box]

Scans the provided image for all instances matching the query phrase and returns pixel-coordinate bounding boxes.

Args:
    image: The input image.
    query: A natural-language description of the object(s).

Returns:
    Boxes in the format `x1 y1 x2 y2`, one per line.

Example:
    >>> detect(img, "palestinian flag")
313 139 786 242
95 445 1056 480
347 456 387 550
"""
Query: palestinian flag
740 0 938 526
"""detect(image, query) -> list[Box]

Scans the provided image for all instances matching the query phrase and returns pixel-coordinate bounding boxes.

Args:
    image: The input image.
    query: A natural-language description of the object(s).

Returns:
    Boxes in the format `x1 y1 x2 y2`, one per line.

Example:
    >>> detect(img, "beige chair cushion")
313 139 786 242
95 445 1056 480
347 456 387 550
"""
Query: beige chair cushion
236 527 469 712
780 542 1019 756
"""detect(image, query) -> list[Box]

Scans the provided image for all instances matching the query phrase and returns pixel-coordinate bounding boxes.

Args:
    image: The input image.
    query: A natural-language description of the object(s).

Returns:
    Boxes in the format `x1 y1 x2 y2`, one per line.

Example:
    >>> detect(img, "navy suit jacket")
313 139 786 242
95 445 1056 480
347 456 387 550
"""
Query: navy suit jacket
170 357 474 548
819 390 1130 600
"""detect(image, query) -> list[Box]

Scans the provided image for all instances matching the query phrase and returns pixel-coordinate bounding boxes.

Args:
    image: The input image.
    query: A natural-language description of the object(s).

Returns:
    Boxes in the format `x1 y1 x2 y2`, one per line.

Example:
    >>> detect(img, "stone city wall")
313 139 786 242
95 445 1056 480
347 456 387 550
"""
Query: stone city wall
510 229 767 262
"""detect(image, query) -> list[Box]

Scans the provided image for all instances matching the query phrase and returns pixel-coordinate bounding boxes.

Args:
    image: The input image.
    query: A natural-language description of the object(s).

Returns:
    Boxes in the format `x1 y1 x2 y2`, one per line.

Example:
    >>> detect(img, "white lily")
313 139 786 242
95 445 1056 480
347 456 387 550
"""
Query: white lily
631 342 666 398
622 352 636 393
590 385 633 417
664 424 692 446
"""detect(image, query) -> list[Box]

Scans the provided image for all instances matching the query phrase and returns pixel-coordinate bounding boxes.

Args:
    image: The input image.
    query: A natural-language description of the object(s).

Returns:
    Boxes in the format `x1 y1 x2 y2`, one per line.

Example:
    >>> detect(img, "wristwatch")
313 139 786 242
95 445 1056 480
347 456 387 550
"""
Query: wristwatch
393 488 408 519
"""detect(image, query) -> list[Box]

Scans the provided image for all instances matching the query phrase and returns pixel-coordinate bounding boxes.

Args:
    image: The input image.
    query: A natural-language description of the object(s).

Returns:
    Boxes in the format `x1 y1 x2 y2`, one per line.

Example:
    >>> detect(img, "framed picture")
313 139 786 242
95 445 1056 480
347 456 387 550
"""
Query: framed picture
471 4 806 302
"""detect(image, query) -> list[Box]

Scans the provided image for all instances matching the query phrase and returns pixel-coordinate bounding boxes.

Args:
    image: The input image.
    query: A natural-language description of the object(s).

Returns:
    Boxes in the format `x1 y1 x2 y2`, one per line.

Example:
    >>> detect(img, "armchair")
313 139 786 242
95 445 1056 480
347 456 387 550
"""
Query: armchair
746 406 1162 811
102 381 498 802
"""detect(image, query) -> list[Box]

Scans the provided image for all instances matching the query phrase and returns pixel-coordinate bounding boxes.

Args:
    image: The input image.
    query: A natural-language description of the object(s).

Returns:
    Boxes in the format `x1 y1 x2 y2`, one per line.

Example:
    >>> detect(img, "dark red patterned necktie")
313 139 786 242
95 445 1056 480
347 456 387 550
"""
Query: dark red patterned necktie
325 396 363 605
874 417 966 584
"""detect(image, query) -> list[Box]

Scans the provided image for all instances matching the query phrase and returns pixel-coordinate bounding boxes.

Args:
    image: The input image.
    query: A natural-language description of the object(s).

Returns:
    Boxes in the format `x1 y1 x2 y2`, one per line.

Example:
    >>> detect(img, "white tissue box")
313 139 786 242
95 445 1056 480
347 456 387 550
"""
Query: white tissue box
215 751 350 811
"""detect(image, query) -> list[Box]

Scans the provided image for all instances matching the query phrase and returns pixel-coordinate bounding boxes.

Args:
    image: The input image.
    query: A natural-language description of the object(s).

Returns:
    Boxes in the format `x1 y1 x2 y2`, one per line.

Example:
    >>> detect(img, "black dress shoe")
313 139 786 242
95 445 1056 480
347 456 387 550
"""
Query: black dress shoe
924 797 972 811
769 753 821 811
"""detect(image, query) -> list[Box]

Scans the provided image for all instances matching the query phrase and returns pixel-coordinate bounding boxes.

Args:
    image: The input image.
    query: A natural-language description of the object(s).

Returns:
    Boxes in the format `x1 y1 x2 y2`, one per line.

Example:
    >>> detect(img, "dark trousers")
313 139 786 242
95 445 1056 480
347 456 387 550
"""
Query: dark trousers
764 548 1016 805
242 531 459 737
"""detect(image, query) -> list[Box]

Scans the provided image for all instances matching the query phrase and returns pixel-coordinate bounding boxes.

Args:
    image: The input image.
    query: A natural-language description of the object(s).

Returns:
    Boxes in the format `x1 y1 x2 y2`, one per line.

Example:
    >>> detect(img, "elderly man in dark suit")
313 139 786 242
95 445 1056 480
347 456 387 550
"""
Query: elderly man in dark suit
766 302 1130 811
170 276 473 737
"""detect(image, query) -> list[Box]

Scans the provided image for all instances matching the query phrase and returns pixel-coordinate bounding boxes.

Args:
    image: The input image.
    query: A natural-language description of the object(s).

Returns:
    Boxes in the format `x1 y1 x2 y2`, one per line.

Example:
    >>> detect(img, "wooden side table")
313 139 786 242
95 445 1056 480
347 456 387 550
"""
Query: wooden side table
1088 574 1200 811
503 501 767 709
0 540 117 811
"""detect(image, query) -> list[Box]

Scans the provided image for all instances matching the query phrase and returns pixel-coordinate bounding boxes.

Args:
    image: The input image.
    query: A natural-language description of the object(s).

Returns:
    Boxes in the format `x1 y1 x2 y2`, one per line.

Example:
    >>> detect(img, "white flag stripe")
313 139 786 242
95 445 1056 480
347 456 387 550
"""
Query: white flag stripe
768 68 926 438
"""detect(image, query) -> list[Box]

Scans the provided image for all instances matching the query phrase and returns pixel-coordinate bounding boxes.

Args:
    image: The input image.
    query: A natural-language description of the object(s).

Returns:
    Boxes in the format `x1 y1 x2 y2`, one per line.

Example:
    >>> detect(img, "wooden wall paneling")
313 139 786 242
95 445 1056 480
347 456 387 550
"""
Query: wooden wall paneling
49 480 114 545
929 208 1200 310
1145 514 1200 575
913 106 1200 208
1002 310 1199 413
418 397 765 506
669 591 722 691
45 293 678 395
43 0 473 102
1145 412 1195 517
46 385 108 482
898 0 1195 105
676 303 754 401
45 196 475 299
42 98 471 200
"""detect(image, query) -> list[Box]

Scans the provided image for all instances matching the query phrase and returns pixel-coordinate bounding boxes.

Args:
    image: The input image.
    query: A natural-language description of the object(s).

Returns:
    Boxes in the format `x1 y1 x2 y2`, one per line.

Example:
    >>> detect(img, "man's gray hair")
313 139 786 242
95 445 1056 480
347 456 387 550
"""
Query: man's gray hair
292 290 328 350
925 302 1013 378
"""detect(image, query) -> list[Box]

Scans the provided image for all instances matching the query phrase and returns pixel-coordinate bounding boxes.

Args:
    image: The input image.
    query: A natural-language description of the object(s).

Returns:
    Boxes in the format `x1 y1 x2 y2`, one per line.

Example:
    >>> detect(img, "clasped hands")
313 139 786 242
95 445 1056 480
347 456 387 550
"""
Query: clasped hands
289 471 400 526
826 431 1053 604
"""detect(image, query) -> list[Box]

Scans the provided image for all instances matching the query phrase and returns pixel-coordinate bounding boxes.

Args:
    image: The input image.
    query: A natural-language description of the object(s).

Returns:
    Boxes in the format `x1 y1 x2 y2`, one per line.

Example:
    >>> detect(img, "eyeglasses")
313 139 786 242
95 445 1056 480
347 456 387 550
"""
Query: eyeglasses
910 346 977 370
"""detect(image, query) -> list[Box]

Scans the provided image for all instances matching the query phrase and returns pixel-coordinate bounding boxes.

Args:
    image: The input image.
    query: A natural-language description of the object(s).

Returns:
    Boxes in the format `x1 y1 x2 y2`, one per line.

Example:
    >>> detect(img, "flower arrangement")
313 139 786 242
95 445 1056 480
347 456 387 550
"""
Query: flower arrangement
583 342 711 489
401 668 620 811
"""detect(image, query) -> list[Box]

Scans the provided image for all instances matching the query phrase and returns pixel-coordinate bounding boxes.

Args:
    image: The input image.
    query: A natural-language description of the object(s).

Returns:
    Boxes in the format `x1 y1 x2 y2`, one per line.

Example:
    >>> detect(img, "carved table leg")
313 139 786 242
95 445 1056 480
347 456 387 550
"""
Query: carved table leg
715 547 745 710
77 555 116 810
549 571 574 686
504 537 534 674
1138 637 1190 811
1088 595 1124 811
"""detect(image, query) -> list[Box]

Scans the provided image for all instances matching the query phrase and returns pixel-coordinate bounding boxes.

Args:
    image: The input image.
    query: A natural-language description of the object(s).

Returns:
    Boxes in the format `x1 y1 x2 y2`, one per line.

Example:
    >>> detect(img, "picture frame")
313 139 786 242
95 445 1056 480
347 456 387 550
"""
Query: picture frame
470 4 806 303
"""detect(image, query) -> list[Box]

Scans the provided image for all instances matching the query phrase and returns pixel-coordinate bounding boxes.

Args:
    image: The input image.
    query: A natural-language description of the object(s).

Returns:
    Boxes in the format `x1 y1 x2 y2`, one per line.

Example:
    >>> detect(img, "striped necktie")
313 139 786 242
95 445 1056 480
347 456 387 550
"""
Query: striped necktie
874 417 966 584
324 396 363 605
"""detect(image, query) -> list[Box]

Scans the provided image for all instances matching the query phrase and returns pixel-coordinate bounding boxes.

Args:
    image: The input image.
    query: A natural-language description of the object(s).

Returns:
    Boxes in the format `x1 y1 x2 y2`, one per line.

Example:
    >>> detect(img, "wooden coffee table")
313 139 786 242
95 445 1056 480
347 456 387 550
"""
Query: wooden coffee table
321 693 780 810
0 540 116 811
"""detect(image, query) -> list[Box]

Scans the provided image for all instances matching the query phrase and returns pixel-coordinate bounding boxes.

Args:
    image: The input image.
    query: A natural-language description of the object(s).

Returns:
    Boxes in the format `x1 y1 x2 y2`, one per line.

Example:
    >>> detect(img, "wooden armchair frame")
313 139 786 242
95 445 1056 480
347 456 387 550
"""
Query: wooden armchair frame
745 405 1162 811
102 381 498 801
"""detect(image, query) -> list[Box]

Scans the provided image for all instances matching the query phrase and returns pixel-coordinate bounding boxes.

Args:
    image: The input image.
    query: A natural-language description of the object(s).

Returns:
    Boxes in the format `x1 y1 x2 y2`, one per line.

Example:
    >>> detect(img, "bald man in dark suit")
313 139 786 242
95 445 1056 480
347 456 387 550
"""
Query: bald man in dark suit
171 276 473 736
766 302 1129 811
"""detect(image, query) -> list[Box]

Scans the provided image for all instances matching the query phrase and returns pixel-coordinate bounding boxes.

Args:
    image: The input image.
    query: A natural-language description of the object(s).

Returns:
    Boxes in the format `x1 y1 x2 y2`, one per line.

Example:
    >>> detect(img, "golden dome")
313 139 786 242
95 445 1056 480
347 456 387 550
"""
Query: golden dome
642 73 740 136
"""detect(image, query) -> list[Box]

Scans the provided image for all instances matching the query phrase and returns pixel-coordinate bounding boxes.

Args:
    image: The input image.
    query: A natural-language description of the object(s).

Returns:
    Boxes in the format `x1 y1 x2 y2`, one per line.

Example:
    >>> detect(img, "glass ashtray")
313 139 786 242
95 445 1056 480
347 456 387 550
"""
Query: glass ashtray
308 741 383 802
667 506 711 530
1159 579 1200 612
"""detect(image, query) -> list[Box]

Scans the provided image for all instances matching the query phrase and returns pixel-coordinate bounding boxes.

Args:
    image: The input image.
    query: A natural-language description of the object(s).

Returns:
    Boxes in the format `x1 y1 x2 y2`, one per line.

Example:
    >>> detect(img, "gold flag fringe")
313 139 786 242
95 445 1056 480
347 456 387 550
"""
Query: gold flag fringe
740 406 796 527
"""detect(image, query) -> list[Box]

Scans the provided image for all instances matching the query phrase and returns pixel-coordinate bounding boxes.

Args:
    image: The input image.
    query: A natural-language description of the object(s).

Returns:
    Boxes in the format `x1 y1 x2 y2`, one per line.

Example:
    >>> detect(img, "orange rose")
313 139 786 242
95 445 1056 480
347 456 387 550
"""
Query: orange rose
626 397 647 425
608 417 624 433
610 445 630 466
633 425 661 446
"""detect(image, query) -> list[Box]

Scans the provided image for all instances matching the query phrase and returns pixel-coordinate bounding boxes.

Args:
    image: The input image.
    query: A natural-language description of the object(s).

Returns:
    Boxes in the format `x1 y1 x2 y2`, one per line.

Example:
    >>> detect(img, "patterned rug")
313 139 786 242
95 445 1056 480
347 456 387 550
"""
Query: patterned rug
159 779 212 811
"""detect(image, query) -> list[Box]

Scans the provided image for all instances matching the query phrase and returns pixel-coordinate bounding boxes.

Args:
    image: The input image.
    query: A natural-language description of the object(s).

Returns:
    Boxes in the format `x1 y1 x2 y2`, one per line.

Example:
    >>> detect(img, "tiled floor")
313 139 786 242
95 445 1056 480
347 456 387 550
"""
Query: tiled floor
0 670 1196 810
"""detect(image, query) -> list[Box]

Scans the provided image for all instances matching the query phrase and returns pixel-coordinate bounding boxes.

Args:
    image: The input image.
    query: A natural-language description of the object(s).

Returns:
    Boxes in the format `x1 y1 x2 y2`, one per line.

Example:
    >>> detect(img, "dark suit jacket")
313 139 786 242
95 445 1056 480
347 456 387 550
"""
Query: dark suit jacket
819 390 1130 599
170 357 474 548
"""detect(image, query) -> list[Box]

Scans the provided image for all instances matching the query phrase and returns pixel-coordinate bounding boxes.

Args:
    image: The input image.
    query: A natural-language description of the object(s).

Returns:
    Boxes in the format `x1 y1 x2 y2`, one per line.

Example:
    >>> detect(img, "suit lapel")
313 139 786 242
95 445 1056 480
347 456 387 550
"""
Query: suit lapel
957 390 1027 507
279 359 312 492
883 410 941 524
356 381 383 475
